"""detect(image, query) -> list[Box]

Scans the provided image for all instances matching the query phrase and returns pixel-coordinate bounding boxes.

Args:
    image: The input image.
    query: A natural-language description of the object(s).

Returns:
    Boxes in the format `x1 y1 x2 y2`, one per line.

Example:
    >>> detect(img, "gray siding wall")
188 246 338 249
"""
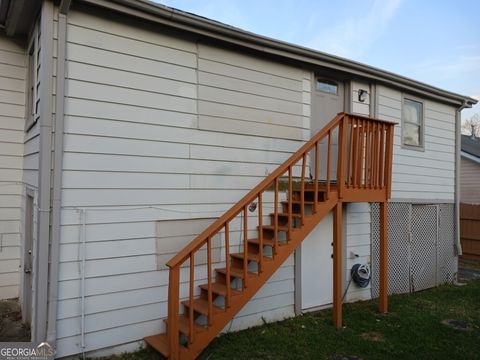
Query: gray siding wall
55 6 309 357
460 157 480 204
0 35 26 300
377 85 456 201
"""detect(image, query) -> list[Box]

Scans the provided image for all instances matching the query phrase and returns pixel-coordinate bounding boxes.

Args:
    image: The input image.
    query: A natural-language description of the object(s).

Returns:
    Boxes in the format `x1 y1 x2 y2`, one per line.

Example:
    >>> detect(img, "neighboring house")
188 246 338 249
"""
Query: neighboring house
0 0 477 358
461 134 480 204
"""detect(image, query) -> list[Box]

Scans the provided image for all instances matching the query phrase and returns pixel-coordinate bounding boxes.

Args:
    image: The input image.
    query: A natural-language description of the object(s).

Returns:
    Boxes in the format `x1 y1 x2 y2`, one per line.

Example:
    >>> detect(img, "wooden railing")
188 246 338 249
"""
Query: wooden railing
164 113 395 357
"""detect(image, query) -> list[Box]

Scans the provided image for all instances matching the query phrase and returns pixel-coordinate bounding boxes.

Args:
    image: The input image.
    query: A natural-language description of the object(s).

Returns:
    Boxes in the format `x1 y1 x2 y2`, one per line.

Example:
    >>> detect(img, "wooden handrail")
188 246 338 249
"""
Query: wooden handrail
166 112 345 268
166 113 396 269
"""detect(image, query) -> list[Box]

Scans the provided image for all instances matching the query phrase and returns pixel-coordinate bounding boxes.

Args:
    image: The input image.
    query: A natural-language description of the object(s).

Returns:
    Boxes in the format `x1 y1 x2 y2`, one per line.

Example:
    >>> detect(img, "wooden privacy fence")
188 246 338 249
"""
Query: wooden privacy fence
460 203 480 260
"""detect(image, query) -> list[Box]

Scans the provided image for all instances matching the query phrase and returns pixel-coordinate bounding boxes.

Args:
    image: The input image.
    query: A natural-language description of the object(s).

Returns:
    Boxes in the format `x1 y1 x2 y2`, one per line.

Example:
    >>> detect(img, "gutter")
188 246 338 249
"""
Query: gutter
461 151 480 165
34 0 54 343
454 101 471 257
81 0 478 108
46 6 68 347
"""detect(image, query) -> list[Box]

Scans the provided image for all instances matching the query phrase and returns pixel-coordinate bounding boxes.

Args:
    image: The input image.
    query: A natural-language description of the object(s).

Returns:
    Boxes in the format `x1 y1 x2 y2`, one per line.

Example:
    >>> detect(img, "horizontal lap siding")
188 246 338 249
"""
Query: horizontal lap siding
0 36 26 299
57 7 308 357
460 157 480 204
377 85 456 201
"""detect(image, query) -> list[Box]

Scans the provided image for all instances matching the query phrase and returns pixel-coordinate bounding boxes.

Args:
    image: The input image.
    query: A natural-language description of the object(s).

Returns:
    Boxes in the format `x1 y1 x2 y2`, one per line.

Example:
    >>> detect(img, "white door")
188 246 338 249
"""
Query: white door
23 194 34 324
300 213 333 310
310 76 345 180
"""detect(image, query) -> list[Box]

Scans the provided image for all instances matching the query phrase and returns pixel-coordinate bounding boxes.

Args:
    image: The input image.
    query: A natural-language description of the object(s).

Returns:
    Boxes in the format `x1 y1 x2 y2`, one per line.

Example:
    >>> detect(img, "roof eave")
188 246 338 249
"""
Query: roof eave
1 0 42 36
82 0 477 108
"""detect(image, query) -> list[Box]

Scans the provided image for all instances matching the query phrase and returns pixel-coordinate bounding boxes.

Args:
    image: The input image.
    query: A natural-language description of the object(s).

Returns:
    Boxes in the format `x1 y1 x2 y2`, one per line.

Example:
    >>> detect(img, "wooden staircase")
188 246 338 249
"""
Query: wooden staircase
145 113 395 359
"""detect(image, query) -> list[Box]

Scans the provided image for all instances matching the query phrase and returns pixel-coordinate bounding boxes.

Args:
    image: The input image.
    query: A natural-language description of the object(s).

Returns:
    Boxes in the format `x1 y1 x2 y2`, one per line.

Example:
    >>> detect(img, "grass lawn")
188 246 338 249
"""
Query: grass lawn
103 279 480 360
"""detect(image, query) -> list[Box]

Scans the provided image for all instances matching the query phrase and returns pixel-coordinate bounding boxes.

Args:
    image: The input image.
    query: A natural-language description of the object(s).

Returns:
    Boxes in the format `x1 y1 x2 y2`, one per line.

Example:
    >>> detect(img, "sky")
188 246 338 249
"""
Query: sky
155 0 479 120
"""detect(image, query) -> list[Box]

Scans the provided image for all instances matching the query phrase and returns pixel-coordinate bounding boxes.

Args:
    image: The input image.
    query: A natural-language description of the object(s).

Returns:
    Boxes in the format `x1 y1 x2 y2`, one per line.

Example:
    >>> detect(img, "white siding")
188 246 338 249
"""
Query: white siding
0 35 26 300
377 85 456 201
351 80 371 116
56 7 307 357
345 81 372 302
345 203 372 302
460 157 480 204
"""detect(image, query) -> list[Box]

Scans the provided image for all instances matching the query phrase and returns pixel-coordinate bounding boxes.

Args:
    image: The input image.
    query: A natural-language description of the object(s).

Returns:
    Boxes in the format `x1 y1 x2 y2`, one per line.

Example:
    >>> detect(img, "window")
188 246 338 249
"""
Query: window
25 21 40 130
316 79 338 94
402 97 423 148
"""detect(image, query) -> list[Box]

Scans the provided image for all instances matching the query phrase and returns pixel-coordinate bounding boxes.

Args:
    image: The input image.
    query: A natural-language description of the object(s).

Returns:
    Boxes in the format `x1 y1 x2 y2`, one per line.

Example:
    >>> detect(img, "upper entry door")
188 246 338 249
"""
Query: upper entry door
311 77 345 180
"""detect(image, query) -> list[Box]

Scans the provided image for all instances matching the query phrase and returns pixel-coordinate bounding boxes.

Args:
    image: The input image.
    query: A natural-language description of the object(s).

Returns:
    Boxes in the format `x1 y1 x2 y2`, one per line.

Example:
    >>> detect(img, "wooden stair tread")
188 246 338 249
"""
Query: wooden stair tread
165 315 207 337
261 225 289 231
216 267 258 279
181 298 223 316
292 188 327 192
230 252 272 263
144 333 169 358
273 212 302 218
199 282 242 297
247 238 276 247
281 200 315 205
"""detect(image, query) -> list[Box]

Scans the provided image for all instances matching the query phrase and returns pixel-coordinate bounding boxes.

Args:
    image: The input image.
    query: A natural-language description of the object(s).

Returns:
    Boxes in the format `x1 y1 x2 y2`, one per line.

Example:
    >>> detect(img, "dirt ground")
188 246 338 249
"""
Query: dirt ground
458 258 480 281
0 298 30 342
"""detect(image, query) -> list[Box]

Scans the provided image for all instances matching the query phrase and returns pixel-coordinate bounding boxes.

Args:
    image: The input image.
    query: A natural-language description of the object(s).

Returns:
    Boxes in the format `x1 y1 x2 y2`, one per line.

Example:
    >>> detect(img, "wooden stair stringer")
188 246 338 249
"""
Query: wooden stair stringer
181 192 339 359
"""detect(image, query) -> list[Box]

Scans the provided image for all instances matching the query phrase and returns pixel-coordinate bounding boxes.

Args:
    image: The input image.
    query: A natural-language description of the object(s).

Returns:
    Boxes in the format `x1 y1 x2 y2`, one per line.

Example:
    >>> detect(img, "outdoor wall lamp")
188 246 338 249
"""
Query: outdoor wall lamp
358 89 368 103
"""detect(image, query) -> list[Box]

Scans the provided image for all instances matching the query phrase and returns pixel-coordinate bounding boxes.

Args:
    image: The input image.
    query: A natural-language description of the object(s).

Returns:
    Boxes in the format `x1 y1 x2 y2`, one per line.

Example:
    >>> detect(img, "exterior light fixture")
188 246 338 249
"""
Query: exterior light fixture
358 89 368 103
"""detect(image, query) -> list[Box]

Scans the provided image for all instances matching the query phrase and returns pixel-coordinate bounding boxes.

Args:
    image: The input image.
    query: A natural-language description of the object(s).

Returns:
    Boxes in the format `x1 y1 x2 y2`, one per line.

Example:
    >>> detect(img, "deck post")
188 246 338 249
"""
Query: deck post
168 266 180 359
379 201 388 313
333 202 343 328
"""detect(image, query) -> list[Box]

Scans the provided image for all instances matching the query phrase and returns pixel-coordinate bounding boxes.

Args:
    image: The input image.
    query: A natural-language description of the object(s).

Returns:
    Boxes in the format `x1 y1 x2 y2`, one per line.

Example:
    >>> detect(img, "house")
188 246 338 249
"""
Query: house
0 0 477 358
461 134 480 204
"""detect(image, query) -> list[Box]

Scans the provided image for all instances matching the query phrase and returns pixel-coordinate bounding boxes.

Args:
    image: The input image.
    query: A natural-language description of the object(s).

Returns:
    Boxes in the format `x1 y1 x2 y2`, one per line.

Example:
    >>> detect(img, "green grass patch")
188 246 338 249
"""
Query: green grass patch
101 280 480 360
199 280 480 360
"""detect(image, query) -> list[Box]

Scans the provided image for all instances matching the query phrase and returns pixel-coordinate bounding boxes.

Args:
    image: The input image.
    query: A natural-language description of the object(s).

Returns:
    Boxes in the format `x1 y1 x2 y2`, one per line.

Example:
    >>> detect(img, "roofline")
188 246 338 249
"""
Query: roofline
81 0 477 108
461 151 480 164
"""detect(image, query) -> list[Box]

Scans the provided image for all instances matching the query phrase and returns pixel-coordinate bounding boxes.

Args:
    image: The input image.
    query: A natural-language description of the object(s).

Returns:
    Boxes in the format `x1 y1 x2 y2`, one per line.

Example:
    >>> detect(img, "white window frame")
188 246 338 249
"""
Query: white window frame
25 22 40 131
401 94 425 151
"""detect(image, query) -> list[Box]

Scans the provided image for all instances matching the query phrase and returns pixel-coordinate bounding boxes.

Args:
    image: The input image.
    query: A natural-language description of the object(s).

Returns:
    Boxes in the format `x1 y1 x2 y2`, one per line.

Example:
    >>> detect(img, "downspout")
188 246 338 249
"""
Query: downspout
46 7 68 347
34 0 54 343
455 100 470 256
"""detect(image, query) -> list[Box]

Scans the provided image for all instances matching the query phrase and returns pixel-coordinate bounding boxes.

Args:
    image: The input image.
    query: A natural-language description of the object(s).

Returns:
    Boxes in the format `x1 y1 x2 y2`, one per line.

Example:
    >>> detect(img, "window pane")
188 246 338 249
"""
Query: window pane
316 79 338 94
404 123 420 146
404 99 422 125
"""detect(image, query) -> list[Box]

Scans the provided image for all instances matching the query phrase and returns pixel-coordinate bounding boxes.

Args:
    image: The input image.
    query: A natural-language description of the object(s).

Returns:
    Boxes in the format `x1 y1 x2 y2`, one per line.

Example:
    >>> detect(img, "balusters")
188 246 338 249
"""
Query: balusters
301 154 306 225
207 236 212 326
189 252 195 343
353 118 359 188
225 222 231 308
326 130 332 198
373 123 380 189
314 142 319 213
243 205 248 288
348 117 354 188
337 115 347 199
288 166 293 241
359 120 365 188
385 125 394 198
274 178 279 255
365 121 371 188
379 123 385 189
258 193 263 273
